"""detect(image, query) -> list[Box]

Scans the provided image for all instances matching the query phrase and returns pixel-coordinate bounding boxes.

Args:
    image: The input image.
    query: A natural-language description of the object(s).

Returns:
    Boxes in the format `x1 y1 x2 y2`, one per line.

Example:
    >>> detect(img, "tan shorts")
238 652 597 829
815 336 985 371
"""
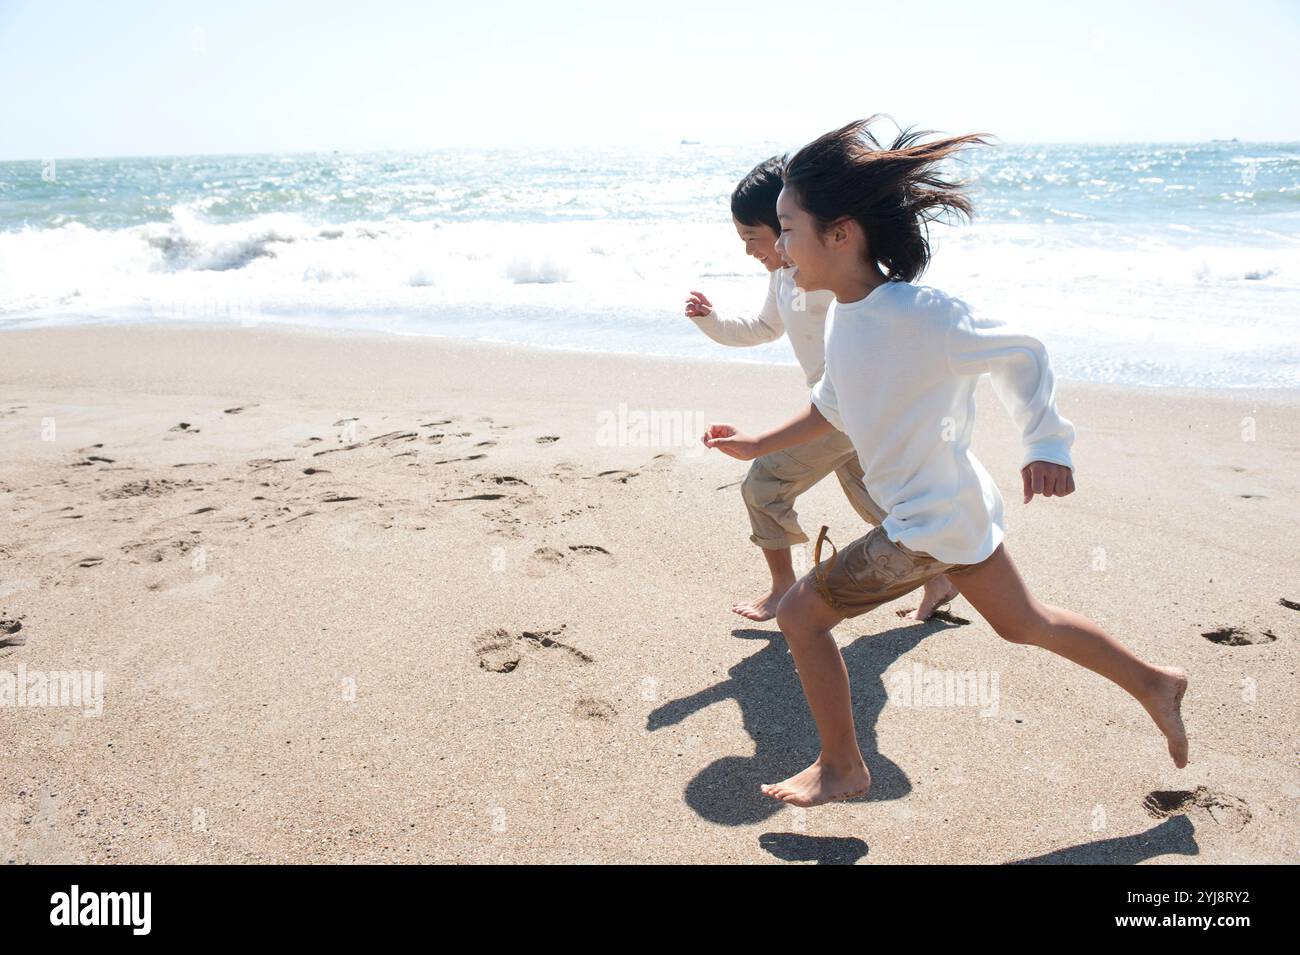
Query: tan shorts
807 524 991 619
741 429 886 550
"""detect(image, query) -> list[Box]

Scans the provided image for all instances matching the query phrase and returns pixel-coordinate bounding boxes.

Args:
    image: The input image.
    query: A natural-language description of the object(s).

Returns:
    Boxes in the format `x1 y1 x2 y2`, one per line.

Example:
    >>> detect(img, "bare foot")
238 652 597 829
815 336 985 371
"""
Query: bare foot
760 757 871 807
732 583 793 622
910 574 958 621
1140 666 1189 768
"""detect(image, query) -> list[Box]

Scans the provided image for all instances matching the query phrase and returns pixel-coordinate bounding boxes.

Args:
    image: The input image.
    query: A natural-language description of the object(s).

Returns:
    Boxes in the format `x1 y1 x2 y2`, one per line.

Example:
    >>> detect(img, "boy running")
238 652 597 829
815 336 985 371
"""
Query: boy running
687 156 955 622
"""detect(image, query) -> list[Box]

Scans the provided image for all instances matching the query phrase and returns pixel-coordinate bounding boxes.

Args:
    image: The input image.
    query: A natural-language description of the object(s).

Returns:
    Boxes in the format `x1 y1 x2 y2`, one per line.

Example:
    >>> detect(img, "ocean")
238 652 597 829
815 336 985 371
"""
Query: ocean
2 141 1298 388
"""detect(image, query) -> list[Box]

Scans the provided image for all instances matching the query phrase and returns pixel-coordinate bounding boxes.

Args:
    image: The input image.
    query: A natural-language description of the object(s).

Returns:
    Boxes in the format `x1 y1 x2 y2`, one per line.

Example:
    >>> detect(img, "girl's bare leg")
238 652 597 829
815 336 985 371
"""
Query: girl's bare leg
762 580 873 806
951 545 1189 767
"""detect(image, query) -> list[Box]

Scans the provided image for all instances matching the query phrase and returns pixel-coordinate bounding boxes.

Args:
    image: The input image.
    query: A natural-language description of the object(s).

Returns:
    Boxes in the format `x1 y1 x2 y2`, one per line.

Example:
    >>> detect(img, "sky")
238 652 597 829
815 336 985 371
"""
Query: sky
1 0 1298 159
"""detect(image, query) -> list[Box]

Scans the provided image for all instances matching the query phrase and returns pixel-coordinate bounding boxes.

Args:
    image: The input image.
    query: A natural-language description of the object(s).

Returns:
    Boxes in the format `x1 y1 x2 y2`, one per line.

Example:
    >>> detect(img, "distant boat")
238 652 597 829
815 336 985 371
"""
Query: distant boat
680 139 700 145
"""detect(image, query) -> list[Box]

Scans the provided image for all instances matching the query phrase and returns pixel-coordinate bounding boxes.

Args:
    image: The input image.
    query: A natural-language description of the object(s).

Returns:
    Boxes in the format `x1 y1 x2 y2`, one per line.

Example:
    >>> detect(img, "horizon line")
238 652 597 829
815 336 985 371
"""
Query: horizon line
3 138 1297 164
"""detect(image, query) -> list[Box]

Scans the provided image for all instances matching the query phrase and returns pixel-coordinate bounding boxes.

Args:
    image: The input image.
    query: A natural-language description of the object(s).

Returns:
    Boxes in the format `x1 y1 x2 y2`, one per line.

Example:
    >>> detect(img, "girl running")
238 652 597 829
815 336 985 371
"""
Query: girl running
702 116 1189 808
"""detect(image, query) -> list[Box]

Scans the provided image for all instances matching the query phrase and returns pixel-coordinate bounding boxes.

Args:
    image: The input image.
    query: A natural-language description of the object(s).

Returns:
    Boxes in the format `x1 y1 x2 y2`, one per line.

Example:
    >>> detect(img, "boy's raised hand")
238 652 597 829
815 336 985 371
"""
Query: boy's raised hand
702 423 761 461
684 290 713 318
1021 461 1075 503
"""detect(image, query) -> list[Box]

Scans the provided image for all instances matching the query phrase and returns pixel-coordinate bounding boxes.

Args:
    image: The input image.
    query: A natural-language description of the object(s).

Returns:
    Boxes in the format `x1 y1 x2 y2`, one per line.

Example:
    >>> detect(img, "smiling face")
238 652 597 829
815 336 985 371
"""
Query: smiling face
732 218 783 272
774 185 833 290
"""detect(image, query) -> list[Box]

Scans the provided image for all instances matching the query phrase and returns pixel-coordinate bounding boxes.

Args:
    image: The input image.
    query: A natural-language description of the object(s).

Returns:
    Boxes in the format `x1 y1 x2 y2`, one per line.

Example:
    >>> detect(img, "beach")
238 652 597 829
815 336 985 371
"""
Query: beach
1 322 1296 864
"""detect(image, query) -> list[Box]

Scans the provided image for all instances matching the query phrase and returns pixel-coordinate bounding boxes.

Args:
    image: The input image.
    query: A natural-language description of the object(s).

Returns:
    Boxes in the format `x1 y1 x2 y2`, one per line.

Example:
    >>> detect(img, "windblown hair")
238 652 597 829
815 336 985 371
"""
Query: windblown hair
730 154 788 235
783 115 993 282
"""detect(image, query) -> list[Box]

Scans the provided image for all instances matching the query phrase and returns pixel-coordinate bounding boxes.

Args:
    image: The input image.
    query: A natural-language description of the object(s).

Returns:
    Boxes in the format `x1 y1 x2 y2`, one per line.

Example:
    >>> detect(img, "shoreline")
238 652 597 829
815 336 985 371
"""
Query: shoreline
5 318 1300 405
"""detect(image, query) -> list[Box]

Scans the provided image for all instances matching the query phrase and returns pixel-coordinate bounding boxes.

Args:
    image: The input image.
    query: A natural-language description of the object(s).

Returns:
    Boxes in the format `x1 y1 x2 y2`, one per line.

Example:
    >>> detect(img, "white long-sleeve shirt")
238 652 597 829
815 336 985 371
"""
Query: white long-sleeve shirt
689 266 836 388
810 280 1075 565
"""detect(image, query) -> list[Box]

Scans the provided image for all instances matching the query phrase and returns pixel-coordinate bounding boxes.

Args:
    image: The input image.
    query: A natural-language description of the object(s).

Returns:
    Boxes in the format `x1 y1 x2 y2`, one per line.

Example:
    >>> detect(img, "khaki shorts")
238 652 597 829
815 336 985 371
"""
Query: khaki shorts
741 429 886 550
807 524 991 619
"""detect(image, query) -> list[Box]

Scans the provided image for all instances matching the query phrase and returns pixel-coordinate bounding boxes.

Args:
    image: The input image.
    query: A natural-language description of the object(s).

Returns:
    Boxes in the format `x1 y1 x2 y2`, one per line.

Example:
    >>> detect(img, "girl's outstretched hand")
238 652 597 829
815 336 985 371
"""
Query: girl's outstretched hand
684 290 713 318
1022 461 1075 503
702 423 761 461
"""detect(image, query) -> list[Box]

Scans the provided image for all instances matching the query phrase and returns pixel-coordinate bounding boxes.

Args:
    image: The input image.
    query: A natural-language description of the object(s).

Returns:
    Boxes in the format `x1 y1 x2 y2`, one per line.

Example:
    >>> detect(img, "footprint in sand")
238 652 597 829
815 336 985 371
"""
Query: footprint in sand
295 436 323 448
74 556 104 569
0 615 25 648
100 478 200 500
472 624 591 673
523 544 611 576
587 469 637 484
246 457 295 471
168 422 199 434
472 630 523 673
223 405 257 415
312 444 364 457
584 454 675 484
366 430 419 448
1201 626 1277 646
567 544 611 557
1143 786 1251 832
535 435 560 445
525 547 568 578
121 534 201 564
574 696 617 721
1279 598 1299 612
565 544 616 567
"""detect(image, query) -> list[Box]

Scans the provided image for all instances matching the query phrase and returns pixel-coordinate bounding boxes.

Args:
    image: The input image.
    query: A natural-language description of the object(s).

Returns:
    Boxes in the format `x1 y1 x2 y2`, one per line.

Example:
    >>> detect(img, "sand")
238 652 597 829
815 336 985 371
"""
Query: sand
1 321 1297 864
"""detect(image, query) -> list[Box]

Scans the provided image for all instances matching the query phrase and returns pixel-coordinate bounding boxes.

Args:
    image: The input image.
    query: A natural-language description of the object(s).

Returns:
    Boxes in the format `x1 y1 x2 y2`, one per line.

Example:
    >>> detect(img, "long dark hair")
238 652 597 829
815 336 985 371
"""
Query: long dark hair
783 115 992 282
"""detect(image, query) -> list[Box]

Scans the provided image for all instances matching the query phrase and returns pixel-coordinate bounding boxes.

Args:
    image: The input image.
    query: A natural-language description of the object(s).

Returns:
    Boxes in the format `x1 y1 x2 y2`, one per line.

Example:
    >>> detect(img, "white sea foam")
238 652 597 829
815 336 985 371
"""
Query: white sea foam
3 143 1299 388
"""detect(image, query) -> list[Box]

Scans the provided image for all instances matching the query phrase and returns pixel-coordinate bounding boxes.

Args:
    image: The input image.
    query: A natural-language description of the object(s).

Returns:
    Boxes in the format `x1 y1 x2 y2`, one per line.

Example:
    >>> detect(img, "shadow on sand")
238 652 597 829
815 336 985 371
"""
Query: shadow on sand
647 616 966 827
648 619 1202 865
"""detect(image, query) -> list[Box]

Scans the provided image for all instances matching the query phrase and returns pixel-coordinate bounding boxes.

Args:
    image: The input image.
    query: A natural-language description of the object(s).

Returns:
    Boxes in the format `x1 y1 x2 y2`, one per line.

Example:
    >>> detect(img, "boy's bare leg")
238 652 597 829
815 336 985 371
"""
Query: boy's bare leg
732 546 797 622
911 573 959 621
952 545 1189 767
761 581 872 806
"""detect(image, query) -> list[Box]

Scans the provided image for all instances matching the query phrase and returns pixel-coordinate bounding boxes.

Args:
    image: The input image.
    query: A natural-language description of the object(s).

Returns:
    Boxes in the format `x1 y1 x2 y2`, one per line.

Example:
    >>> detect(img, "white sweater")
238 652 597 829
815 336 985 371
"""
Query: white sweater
810 280 1075 565
689 266 836 388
